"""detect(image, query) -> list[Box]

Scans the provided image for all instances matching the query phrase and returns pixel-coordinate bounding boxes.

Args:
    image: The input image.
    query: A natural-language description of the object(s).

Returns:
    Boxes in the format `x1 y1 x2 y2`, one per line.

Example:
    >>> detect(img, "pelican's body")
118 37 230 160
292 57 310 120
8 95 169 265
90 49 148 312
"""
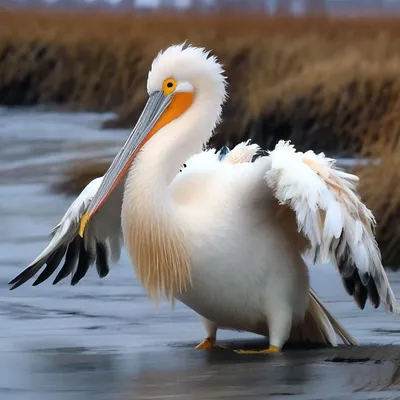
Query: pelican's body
174 188 310 341
10 43 400 353
126 142 309 346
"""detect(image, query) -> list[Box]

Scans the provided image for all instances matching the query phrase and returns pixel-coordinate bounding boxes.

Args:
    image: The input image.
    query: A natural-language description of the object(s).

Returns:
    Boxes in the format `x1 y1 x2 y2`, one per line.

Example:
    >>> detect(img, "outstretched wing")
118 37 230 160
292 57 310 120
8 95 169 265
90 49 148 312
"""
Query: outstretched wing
8 177 124 289
265 140 399 314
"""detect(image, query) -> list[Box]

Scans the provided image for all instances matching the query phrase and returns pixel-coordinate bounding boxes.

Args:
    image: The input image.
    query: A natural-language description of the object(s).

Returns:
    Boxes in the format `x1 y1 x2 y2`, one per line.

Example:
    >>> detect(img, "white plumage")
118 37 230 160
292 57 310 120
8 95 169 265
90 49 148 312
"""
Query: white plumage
10 43 399 353
265 141 399 314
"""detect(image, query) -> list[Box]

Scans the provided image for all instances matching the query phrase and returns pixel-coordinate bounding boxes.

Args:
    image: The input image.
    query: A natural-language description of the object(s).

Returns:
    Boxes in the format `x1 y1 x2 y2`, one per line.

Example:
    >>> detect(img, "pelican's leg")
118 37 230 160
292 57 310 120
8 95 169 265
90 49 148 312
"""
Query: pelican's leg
235 304 293 355
195 316 217 349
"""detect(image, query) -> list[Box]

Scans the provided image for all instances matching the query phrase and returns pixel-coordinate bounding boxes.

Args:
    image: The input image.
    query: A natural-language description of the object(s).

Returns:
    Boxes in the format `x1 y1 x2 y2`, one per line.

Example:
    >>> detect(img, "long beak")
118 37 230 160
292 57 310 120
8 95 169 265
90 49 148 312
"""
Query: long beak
79 91 173 237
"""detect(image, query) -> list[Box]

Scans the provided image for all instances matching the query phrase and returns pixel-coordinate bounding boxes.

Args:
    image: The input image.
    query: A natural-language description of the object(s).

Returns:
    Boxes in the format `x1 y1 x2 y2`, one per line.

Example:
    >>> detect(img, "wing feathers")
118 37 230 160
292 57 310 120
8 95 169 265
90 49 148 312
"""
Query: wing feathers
265 140 399 314
9 261 47 290
9 176 123 289
71 237 95 286
367 278 380 309
33 245 68 286
95 242 110 278
9 222 76 289
53 237 81 285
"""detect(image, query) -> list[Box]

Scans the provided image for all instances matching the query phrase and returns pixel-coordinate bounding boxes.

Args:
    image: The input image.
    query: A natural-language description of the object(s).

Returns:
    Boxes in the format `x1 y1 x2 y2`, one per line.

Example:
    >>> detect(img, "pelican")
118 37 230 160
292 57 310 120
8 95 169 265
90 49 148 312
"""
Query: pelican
9 43 400 354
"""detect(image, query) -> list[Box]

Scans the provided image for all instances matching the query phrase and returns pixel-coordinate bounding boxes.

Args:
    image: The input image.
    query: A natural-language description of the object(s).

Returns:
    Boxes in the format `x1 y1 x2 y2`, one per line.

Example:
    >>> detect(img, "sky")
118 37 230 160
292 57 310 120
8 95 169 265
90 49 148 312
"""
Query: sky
133 0 400 11
106 0 400 6
135 0 191 7
18 0 400 8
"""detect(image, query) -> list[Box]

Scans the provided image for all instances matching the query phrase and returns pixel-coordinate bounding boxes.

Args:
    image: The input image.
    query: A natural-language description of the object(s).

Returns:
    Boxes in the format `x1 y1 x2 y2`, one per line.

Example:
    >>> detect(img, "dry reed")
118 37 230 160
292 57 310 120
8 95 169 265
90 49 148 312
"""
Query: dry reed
353 101 400 267
3 11 400 151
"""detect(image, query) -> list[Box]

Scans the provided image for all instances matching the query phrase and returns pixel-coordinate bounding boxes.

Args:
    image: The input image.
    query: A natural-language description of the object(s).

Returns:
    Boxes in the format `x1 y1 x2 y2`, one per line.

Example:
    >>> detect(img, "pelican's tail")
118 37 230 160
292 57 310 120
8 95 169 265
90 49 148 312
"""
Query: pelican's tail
288 288 357 347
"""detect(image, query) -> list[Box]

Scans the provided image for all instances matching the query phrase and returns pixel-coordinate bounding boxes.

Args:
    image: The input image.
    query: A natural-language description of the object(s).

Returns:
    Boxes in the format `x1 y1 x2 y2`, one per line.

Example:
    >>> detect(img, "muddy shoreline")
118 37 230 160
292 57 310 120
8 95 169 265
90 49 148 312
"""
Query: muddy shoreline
2 341 400 399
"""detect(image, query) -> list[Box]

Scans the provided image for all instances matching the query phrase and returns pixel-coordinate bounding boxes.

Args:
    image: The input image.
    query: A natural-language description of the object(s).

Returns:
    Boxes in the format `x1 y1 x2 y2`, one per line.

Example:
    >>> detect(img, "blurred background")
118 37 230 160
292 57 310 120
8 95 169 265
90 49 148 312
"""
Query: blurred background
0 1 400 399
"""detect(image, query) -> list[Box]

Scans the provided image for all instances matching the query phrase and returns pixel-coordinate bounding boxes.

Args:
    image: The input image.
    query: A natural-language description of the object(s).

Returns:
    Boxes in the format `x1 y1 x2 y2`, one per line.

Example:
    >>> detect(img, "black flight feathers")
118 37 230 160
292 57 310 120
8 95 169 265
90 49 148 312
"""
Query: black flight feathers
336 234 380 310
8 236 110 290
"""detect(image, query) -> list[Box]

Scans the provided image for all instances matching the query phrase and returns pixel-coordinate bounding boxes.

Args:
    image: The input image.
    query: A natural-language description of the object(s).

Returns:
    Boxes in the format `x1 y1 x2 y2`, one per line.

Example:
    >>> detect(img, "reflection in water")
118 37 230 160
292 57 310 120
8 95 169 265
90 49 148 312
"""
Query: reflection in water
107 346 400 399
4 346 399 400
43 352 119 392
1 109 400 399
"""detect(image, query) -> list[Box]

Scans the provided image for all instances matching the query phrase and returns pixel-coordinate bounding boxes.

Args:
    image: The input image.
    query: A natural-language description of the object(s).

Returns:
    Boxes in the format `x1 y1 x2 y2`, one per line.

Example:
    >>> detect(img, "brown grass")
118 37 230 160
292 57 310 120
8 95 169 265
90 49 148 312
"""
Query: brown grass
1 10 399 265
353 103 400 268
2 11 400 152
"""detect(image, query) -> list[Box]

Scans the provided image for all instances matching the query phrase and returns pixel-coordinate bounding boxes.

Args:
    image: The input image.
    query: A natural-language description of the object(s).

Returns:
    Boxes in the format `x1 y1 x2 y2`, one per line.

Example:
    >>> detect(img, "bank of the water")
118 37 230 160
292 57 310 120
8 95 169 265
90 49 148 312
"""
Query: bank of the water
1 343 400 400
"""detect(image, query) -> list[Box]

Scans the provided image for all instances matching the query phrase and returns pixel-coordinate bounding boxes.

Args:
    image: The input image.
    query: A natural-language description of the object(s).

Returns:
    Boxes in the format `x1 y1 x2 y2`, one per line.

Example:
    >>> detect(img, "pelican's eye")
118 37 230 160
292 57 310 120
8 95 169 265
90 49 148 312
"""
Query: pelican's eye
163 78 177 95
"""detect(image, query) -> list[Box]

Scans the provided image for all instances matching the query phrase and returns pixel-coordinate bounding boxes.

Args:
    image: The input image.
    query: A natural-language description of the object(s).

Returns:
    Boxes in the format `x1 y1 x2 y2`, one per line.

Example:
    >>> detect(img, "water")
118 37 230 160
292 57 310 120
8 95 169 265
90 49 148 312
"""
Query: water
0 108 400 399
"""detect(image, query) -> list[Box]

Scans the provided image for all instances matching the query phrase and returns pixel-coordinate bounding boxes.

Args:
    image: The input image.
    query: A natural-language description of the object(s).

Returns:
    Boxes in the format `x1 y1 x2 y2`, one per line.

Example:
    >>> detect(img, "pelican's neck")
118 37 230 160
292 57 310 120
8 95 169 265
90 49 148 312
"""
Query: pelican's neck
121 89 223 303
133 92 221 191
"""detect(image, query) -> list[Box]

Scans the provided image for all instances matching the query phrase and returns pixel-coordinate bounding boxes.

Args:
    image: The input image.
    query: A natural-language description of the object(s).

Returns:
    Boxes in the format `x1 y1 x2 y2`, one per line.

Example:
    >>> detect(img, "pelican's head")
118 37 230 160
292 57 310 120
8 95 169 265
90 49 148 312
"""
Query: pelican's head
83 43 227 223
147 43 227 111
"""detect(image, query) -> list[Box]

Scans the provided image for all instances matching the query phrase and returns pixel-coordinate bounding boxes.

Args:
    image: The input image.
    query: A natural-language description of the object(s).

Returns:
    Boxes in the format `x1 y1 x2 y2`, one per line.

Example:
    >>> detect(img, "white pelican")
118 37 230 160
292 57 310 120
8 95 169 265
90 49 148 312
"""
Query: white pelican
10 43 400 354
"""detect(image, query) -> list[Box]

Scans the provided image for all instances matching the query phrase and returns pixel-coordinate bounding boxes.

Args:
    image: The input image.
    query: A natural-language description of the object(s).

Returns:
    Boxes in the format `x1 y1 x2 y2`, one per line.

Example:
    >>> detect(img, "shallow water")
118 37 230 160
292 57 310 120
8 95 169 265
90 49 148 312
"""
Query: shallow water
1 108 400 399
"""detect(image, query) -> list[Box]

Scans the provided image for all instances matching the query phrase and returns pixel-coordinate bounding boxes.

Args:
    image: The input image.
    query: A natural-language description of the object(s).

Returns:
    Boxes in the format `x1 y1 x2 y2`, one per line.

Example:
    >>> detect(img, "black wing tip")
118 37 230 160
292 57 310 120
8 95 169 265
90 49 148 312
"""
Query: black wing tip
70 277 80 286
10 237 110 290
52 273 66 285
98 269 109 279
9 281 23 291
52 237 81 285
354 279 368 310
70 237 94 286
52 265 73 285
95 242 110 279
8 277 19 286
8 263 45 290
9 244 70 289
367 278 380 309
32 275 50 286
32 246 68 287
339 259 381 311
8 266 34 286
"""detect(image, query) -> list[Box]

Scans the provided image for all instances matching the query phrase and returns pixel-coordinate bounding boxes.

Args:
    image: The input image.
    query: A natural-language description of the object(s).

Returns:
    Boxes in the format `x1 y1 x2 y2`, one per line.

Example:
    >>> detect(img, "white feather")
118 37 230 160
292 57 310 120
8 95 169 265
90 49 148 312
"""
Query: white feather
32 177 103 267
265 140 400 314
